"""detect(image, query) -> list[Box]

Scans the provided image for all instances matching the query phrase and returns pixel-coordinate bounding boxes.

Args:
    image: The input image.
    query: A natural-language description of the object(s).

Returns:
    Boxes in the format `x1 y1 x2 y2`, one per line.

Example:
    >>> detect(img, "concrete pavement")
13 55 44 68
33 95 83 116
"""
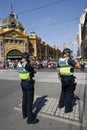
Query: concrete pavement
0 69 87 130
14 94 81 125
0 69 86 84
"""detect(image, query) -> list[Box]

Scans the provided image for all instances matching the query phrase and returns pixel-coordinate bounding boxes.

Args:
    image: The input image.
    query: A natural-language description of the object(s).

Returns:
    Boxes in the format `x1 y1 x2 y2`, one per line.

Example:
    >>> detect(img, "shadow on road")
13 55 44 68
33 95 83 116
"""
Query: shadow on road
33 95 48 117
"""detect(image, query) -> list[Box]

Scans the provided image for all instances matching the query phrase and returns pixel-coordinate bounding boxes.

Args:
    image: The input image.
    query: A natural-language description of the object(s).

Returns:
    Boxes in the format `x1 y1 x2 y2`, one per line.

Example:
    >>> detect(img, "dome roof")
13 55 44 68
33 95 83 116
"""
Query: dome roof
30 32 36 35
1 12 24 30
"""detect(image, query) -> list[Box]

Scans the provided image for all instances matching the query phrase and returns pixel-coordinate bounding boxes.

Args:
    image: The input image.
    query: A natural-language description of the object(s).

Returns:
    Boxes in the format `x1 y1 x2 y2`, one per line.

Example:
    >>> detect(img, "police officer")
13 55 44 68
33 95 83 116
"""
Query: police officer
17 52 39 124
57 48 81 113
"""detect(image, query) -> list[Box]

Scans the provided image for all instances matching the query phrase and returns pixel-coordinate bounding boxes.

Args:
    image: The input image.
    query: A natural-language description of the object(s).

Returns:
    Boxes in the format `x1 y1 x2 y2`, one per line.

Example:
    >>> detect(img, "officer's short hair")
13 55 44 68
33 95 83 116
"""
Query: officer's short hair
22 52 29 58
62 48 73 55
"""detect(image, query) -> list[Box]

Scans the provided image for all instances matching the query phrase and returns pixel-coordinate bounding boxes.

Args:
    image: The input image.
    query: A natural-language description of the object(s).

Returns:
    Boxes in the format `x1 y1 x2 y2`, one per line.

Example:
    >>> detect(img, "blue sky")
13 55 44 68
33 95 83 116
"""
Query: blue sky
0 0 87 55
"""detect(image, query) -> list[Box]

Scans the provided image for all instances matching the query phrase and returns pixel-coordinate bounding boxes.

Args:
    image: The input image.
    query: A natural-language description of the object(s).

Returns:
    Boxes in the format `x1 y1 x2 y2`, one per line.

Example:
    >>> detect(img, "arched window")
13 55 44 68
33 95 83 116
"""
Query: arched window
7 50 22 59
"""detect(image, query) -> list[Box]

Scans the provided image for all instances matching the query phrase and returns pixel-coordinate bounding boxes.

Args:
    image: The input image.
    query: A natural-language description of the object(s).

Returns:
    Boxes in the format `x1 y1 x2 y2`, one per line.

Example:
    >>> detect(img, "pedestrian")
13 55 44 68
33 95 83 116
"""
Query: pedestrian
80 58 85 71
57 48 81 113
17 52 39 124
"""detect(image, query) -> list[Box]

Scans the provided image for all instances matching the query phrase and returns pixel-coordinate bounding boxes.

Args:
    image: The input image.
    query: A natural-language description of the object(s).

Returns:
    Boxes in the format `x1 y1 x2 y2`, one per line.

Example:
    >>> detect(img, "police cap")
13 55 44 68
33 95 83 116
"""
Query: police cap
63 48 73 54
22 52 29 58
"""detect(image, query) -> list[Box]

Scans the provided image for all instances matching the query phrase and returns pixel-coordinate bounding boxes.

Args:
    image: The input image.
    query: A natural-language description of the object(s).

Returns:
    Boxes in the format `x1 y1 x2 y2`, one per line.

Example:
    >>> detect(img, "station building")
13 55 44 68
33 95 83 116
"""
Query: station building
0 11 61 61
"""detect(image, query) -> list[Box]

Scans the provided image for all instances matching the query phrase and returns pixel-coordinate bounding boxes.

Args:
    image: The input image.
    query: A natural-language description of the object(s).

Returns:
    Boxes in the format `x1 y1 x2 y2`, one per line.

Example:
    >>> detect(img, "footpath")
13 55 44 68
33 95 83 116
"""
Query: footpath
0 69 87 128
9 72 87 126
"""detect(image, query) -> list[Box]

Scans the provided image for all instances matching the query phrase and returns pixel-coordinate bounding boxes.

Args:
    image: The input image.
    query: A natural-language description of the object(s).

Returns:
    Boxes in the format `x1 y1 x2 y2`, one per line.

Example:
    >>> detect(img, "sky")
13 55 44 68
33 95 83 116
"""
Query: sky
0 0 87 55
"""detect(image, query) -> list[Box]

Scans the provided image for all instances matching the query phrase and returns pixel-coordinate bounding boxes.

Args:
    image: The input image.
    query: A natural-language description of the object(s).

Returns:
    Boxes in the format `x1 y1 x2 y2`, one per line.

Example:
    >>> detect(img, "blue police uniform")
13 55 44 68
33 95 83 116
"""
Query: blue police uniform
58 57 76 113
17 61 35 122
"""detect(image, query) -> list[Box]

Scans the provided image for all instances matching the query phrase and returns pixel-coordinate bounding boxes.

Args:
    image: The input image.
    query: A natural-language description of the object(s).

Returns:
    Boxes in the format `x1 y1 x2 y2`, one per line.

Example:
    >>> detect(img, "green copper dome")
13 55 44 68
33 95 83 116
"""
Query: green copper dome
1 12 24 30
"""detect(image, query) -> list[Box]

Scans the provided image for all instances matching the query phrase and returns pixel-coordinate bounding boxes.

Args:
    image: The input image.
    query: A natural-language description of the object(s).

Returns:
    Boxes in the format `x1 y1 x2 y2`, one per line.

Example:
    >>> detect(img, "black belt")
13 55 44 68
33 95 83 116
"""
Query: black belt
21 79 30 81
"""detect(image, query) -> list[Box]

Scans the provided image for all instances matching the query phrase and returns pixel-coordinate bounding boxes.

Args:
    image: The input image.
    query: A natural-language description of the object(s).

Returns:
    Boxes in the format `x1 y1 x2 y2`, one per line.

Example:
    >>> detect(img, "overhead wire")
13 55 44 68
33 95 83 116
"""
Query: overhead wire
0 0 68 21
16 0 79 31
0 0 79 30
26 17 79 30
17 0 68 15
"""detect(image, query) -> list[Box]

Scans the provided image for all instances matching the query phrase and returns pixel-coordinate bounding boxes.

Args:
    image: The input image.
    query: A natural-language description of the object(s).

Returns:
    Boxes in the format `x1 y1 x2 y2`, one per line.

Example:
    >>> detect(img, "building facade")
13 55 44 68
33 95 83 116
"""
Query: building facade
0 12 61 61
78 8 87 58
81 12 87 58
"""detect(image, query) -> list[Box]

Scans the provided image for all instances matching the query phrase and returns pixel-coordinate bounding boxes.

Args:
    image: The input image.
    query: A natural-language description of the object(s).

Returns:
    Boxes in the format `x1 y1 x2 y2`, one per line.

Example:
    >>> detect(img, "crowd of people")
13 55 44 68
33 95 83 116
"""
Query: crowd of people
0 59 57 70
30 59 57 69
0 60 18 69
0 57 86 72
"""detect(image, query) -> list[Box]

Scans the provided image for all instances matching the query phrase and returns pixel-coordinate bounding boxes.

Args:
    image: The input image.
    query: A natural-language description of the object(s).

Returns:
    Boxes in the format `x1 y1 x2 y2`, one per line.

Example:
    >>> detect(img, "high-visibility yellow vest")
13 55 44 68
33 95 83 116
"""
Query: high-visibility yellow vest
17 62 30 80
59 57 73 75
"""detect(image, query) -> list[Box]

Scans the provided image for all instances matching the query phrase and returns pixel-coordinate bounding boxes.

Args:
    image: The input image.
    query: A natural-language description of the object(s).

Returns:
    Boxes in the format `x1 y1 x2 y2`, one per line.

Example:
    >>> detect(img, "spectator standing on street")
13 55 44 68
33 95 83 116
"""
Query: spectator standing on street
80 58 85 71
57 48 81 113
17 52 39 124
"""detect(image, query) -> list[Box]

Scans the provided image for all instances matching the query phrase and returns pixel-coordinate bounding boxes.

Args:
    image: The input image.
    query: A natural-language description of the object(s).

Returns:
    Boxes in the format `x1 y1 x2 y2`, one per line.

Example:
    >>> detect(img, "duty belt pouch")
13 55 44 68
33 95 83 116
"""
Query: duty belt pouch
71 76 77 91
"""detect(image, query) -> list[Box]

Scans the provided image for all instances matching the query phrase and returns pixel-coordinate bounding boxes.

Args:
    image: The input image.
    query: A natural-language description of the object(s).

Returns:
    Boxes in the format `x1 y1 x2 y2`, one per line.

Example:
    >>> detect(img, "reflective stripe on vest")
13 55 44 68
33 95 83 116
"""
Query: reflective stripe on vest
59 57 72 75
17 62 30 80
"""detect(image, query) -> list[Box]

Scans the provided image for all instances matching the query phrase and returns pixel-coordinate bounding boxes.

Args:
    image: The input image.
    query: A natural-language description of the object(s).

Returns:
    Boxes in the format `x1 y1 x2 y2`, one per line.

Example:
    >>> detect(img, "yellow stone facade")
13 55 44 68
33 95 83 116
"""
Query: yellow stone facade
0 12 61 61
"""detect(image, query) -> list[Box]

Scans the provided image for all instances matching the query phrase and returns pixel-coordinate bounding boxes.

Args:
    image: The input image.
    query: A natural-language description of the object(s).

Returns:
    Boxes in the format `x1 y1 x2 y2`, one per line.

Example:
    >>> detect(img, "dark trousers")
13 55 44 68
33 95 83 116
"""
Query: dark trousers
21 79 35 122
59 76 75 112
